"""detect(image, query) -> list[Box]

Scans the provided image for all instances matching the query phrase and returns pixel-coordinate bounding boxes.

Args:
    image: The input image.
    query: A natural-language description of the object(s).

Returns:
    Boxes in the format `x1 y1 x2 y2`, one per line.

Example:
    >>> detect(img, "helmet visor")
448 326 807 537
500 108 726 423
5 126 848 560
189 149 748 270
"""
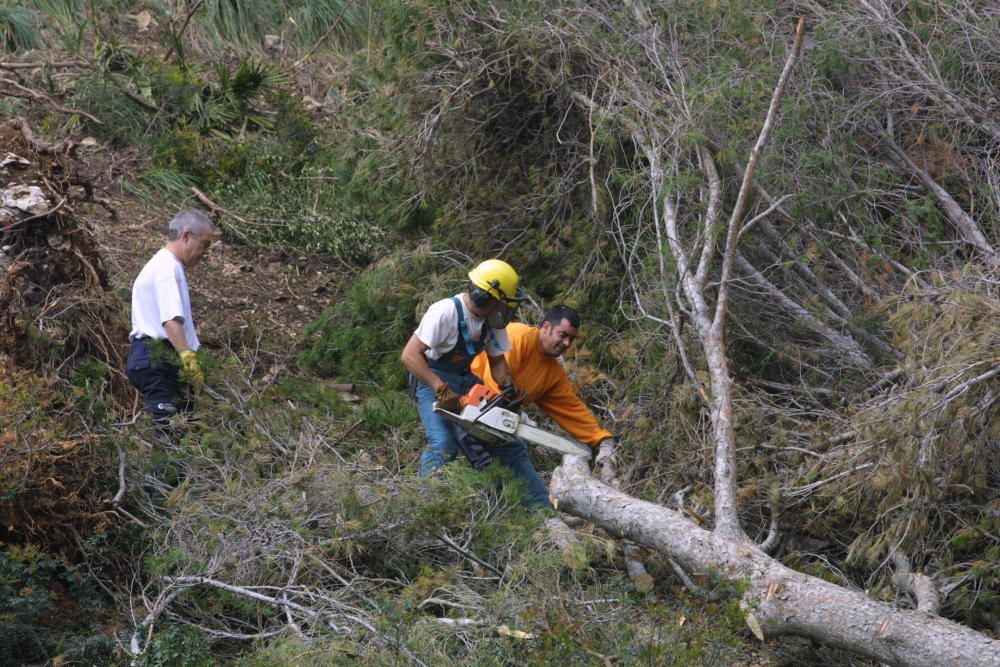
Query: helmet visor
487 288 524 328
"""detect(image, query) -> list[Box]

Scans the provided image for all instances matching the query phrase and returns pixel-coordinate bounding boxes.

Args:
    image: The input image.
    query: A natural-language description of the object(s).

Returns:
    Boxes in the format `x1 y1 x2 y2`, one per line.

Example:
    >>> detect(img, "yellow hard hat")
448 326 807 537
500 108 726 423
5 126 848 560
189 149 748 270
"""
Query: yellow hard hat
468 259 522 304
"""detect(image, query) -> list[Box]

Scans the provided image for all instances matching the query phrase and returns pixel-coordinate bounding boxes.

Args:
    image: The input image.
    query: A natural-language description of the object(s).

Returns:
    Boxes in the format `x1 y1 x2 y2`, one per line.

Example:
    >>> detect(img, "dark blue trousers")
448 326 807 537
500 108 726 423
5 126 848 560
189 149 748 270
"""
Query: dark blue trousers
125 338 193 436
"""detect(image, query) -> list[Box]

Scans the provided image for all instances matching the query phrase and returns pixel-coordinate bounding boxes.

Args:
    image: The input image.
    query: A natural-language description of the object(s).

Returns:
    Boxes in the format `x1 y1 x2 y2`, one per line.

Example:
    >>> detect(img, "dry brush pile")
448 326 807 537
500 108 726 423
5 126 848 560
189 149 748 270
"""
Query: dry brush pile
0 119 128 552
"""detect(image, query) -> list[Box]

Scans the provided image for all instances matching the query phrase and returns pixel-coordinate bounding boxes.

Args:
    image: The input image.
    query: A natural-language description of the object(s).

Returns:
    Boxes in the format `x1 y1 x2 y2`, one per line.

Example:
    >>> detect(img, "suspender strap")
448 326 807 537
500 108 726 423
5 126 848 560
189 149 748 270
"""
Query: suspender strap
451 296 477 358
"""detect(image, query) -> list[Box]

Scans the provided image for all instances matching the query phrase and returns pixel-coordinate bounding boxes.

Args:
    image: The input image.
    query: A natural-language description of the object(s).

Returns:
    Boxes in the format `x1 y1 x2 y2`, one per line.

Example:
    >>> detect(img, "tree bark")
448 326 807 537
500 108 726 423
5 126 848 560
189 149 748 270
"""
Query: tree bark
551 456 1000 667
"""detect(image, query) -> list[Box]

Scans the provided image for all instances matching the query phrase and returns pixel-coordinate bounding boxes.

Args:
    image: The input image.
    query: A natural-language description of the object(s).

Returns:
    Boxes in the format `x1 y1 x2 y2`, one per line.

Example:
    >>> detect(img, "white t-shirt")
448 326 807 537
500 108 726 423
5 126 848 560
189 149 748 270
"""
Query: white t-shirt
129 248 199 350
415 293 510 360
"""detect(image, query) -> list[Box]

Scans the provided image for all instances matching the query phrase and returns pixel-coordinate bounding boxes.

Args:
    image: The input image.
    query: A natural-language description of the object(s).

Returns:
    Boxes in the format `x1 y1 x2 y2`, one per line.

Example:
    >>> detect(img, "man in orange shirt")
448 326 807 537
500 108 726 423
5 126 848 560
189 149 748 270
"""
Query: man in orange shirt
470 305 616 473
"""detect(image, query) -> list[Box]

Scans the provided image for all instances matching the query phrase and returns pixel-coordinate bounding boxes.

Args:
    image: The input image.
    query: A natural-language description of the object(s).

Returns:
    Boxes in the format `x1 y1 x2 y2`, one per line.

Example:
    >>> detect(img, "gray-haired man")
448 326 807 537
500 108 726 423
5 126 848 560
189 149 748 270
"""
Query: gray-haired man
125 209 215 432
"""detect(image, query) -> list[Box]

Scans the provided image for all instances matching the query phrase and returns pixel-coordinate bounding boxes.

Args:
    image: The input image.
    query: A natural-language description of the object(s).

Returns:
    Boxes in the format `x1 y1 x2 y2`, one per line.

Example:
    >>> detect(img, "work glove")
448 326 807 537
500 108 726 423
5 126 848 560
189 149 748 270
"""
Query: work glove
435 384 462 413
595 438 617 482
499 378 520 400
595 438 617 466
178 349 204 393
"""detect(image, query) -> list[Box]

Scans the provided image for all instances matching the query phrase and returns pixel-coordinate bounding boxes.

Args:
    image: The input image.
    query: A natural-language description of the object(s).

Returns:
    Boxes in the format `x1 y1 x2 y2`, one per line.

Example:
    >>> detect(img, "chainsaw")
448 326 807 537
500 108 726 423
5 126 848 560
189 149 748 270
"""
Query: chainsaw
433 384 593 459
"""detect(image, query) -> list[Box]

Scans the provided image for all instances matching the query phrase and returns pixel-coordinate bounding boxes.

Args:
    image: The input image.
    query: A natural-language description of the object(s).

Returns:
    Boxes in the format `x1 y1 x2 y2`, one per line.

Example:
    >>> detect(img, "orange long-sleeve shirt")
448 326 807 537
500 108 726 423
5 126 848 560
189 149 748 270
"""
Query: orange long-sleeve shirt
469 322 612 448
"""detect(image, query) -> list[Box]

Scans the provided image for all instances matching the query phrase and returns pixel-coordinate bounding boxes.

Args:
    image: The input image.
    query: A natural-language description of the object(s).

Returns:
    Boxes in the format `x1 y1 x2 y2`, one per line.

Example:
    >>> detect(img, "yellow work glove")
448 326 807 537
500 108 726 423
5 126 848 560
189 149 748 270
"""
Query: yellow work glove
178 349 204 392
435 384 462 413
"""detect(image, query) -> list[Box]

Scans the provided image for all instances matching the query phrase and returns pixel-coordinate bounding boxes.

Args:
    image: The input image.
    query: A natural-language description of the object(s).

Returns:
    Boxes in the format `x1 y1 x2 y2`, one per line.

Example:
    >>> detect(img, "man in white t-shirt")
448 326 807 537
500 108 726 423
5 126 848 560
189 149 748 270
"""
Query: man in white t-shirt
401 259 552 508
125 209 215 435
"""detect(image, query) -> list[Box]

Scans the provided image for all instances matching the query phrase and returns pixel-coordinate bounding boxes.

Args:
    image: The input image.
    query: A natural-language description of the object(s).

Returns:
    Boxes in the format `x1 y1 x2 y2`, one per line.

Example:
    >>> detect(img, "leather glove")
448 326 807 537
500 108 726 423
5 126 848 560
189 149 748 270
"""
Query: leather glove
178 349 204 393
595 438 617 467
435 384 462 413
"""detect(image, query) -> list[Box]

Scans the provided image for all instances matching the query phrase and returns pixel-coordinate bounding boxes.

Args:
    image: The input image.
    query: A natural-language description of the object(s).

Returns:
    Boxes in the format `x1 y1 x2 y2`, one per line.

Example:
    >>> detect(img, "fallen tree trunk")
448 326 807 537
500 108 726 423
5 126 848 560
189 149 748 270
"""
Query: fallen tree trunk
551 455 1000 667
566 12 999 665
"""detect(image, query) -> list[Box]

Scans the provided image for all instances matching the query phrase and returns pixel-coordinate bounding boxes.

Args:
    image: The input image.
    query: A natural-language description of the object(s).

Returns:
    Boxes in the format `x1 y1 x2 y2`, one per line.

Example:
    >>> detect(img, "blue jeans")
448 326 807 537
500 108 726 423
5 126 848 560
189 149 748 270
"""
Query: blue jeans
416 380 460 474
415 381 551 509
482 438 552 509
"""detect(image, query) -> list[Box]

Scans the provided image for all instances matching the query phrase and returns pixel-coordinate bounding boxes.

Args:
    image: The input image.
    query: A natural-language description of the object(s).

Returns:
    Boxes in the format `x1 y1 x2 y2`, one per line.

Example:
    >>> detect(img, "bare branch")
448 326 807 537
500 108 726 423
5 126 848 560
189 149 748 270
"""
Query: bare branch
111 444 126 506
163 0 207 62
735 252 873 369
715 16 806 328
437 533 503 576
5 118 78 155
129 586 191 656
0 77 103 124
879 126 997 265
624 543 654 593
291 0 361 70
758 498 781 555
164 575 316 616
941 365 1000 403
892 550 940 615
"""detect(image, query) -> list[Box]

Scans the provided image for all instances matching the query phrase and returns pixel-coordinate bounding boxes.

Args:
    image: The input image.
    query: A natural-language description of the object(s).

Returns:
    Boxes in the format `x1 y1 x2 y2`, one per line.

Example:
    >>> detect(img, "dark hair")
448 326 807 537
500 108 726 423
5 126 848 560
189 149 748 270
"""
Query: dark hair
542 305 580 328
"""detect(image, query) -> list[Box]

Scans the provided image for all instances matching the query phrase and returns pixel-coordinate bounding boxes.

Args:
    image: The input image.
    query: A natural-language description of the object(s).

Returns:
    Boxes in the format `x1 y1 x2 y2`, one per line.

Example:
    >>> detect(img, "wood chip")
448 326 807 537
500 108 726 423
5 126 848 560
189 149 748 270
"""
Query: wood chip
496 624 534 639
745 612 765 641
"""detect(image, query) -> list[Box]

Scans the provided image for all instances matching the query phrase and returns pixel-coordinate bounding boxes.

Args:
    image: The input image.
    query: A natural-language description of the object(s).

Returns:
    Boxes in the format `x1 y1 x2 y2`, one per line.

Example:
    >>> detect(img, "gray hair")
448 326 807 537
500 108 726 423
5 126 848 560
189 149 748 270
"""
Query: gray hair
167 209 215 240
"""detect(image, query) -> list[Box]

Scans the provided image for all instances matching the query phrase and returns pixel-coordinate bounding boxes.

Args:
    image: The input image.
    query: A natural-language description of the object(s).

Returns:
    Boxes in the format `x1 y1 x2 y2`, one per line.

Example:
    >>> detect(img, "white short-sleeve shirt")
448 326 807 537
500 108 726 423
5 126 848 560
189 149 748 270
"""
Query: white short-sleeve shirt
415 294 510 360
129 248 199 350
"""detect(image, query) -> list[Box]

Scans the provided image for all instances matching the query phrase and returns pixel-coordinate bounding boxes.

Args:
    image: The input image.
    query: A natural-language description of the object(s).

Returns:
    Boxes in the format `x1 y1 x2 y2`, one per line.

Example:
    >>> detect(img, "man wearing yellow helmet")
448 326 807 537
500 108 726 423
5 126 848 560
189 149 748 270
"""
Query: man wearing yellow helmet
401 259 551 507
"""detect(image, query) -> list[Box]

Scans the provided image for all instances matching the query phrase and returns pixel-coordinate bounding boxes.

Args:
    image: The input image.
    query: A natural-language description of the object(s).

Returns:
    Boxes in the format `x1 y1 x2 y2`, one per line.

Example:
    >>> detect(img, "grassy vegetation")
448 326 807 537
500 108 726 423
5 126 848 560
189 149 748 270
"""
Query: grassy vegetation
90 355 757 665
0 0 996 663
0 4 42 52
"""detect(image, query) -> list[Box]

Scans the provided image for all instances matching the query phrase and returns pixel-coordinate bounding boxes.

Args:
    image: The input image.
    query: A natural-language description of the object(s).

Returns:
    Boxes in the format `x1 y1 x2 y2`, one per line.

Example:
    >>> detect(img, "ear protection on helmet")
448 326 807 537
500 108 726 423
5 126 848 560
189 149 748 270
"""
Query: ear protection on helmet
468 259 521 306
469 280 499 307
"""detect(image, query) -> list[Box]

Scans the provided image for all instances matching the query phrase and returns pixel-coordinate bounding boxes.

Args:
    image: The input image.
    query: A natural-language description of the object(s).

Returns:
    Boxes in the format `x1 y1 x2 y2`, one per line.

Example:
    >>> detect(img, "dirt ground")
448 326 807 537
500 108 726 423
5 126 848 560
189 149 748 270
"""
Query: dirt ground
93 195 345 351
3 119 347 359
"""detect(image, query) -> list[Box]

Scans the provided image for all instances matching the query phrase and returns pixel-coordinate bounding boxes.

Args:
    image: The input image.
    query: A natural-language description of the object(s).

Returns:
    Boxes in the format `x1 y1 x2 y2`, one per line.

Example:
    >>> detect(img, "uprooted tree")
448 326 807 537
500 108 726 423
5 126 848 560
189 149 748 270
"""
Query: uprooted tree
0 119 128 550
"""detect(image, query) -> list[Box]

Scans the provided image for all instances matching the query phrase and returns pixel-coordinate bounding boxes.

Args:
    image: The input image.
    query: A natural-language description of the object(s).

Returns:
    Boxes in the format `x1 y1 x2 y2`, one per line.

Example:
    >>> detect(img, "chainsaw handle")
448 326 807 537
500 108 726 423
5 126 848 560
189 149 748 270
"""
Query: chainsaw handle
501 386 526 412
476 389 508 416
469 385 525 424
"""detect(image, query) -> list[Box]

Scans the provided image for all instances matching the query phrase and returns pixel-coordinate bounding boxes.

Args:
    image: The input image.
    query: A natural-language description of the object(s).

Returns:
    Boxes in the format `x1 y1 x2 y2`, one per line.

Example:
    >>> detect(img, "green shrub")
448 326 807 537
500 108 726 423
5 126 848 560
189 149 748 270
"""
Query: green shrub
153 127 213 184
299 255 437 384
136 625 214 667
68 358 113 427
0 545 115 665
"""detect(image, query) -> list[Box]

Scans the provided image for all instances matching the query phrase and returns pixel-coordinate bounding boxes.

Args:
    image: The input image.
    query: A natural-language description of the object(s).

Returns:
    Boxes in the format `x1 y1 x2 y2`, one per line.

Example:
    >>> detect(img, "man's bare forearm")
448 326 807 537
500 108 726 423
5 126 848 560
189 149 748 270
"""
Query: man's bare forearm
401 335 444 390
163 318 191 352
